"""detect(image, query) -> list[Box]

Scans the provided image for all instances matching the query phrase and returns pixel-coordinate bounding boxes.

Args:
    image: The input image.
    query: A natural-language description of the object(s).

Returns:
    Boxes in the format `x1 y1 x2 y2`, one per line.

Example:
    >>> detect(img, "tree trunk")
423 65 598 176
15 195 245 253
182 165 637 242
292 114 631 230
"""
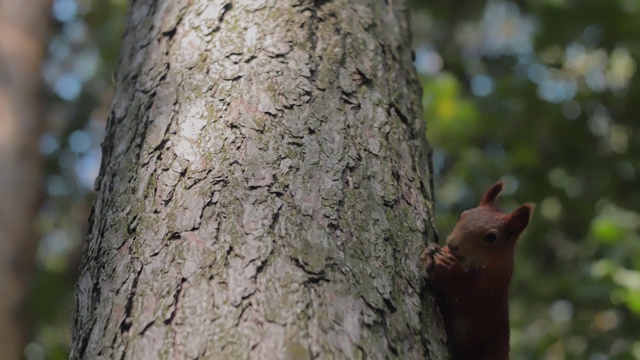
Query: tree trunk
0 1 48 358
72 0 448 358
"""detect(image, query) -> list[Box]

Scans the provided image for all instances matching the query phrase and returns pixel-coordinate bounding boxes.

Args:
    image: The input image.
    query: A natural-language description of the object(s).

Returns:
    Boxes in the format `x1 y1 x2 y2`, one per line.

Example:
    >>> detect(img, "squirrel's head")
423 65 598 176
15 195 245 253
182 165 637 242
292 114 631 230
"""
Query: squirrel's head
445 181 534 275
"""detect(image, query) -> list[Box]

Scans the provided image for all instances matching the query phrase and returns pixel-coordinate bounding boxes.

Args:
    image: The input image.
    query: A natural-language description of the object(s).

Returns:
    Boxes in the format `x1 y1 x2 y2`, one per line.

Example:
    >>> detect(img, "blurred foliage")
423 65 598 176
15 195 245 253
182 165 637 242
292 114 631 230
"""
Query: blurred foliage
27 0 126 359
413 0 640 358
29 0 640 359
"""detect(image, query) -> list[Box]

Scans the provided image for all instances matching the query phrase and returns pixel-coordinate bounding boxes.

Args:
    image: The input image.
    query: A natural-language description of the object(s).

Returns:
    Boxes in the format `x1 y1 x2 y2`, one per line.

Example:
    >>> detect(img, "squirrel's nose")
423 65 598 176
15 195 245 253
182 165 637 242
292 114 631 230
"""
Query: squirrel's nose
448 244 460 252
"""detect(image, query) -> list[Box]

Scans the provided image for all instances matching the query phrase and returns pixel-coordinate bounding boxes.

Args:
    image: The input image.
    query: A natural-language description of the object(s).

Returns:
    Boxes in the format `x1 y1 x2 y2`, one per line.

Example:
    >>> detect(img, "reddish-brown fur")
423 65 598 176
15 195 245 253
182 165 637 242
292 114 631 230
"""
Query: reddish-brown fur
421 181 534 360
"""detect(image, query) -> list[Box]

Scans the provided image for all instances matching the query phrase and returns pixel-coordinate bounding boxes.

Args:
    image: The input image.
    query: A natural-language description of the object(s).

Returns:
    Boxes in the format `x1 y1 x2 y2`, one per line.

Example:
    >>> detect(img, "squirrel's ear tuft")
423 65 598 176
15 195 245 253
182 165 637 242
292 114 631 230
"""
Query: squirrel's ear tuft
479 181 505 207
505 203 535 241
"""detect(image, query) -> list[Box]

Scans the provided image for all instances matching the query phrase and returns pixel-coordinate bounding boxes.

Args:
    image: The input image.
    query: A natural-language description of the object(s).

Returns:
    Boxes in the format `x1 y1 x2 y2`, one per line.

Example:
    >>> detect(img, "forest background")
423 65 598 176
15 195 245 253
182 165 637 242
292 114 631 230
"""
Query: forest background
6 0 640 359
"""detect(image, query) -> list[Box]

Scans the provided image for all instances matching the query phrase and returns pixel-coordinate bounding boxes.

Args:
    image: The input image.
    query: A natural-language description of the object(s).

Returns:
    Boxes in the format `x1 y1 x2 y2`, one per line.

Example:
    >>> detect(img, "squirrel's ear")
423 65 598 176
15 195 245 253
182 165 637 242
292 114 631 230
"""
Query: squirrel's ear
479 181 505 207
505 203 534 241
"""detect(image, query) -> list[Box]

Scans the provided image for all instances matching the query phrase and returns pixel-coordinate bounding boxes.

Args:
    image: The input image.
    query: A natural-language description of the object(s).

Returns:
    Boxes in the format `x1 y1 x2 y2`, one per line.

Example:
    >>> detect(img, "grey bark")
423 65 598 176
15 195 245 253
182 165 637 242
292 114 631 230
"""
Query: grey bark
72 0 448 359
0 0 48 358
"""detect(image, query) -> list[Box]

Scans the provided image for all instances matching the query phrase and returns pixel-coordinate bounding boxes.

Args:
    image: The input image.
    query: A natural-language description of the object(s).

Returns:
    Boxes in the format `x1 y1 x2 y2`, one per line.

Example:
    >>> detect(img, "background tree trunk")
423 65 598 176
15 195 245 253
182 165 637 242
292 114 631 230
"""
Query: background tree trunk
0 1 48 358
72 0 449 358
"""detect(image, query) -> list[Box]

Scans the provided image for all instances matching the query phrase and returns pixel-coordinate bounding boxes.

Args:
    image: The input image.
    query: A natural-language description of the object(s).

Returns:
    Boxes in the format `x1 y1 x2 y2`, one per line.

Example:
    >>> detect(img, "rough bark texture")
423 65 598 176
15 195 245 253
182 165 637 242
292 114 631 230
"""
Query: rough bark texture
72 0 448 359
0 1 48 358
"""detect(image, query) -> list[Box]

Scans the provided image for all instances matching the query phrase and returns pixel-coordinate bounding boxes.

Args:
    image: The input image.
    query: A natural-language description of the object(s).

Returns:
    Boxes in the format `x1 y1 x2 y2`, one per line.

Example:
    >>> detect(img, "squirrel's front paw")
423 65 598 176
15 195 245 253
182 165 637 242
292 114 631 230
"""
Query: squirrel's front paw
421 243 457 274
420 243 442 272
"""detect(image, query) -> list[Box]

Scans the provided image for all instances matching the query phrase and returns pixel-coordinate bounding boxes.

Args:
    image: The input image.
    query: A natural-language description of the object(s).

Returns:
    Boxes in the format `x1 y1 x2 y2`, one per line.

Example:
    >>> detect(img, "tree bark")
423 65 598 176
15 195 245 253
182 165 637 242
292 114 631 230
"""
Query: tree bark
0 1 48 358
72 0 448 359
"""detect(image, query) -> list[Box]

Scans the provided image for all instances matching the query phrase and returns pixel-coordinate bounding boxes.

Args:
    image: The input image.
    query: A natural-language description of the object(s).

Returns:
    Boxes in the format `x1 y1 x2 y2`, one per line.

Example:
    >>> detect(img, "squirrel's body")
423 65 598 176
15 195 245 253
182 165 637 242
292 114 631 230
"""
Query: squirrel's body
421 182 533 360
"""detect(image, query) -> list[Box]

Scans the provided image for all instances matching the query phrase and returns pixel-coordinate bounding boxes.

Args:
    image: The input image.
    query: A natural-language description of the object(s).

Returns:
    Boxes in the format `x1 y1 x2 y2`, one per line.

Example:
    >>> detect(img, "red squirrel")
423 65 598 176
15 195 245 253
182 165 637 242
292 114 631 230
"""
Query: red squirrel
421 181 534 360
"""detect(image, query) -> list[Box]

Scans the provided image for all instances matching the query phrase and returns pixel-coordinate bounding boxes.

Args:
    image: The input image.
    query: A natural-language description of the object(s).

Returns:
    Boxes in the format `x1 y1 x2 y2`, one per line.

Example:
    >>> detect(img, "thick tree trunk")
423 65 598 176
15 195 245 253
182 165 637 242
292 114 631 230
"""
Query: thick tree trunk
0 1 48 358
72 0 448 359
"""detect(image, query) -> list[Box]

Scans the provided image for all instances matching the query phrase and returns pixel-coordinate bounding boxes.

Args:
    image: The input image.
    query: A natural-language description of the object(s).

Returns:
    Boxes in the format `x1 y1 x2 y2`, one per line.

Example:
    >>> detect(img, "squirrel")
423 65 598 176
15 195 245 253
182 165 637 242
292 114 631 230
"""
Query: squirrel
421 181 534 360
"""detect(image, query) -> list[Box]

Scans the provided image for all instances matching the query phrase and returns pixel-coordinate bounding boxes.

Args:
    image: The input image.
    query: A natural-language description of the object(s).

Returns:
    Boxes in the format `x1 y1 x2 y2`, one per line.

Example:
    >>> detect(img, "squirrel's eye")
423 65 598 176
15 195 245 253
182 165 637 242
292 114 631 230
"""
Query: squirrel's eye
484 233 497 244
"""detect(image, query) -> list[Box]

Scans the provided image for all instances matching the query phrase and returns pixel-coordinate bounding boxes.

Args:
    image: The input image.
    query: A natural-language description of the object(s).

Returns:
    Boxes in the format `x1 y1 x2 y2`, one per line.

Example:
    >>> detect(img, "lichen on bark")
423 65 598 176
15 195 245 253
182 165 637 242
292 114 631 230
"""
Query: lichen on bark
72 0 449 359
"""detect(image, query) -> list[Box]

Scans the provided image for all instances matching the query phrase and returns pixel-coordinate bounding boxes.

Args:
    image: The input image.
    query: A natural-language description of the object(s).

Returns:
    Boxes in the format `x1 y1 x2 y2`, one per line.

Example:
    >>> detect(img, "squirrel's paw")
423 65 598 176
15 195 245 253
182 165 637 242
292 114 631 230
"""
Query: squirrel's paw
421 243 457 274
420 243 442 272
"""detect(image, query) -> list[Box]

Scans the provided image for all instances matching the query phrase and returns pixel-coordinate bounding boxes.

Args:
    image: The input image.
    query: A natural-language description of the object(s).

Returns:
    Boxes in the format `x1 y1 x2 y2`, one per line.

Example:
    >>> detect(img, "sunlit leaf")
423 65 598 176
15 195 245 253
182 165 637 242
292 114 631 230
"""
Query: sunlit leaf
421 73 480 148
590 217 628 244
621 289 640 315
